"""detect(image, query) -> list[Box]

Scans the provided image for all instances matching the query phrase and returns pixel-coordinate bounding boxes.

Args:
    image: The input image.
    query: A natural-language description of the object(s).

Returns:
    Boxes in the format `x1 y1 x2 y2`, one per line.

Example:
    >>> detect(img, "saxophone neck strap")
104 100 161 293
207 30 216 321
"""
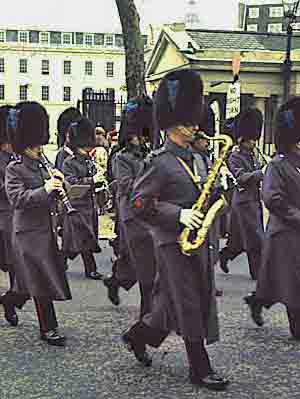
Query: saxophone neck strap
175 156 201 188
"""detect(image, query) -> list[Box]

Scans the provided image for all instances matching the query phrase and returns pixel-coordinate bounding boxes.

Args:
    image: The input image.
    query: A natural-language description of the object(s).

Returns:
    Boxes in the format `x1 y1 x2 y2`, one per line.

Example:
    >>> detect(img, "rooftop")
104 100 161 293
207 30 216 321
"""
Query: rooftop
186 29 300 51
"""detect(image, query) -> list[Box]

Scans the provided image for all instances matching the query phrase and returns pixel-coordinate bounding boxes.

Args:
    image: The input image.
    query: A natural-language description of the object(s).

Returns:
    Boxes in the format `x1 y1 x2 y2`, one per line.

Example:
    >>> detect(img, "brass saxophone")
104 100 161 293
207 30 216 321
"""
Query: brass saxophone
178 130 234 256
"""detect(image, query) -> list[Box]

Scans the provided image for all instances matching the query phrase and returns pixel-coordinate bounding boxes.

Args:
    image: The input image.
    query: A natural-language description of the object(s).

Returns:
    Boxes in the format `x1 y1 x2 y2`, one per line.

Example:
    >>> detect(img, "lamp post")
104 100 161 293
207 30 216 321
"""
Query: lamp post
282 0 300 102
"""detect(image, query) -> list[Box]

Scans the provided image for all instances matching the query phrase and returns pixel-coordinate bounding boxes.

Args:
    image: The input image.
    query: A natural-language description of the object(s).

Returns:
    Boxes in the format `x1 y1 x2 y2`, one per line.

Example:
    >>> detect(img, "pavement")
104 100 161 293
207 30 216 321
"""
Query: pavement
0 243 300 399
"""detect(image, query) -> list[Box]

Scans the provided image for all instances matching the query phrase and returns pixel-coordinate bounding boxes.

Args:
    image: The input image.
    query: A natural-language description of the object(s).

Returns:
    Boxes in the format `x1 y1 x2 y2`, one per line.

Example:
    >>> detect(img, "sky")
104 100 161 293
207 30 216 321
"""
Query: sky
0 0 241 33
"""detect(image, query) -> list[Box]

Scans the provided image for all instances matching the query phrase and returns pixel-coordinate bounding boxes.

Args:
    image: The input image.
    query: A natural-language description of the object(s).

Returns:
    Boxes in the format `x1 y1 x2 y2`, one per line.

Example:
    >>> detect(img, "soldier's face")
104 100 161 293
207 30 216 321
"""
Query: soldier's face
193 138 209 152
128 135 141 146
243 139 256 151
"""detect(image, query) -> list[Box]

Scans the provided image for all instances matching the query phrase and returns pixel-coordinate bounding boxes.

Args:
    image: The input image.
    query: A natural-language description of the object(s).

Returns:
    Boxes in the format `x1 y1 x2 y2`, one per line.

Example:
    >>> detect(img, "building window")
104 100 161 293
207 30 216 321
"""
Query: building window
105 34 114 46
19 31 29 43
41 86 49 101
19 85 28 101
0 85 4 100
0 31 5 42
94 33 104 46
0 58 4 73
247 24 258 32
85 61 93 75
248 7 259 19
63 86 71 101
40 32 49 45
64 60 72 75
41 60 49 75
62 33 72 45
268 23 283 33
85 34 93 46
115 34 124 47
269 7 284 18
19 59 28 73
106 62 114 77
292 22 300 30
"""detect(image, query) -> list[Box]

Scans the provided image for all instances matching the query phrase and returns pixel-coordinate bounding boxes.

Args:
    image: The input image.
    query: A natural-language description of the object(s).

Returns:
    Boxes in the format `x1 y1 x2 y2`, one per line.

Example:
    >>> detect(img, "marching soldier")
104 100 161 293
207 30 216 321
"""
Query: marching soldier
0 105 29 326
62 117 103 280
121 70 229 391
226 109 264 280
5 101 72 346
104 96 156 317
55 107 81 171
244 97 300 338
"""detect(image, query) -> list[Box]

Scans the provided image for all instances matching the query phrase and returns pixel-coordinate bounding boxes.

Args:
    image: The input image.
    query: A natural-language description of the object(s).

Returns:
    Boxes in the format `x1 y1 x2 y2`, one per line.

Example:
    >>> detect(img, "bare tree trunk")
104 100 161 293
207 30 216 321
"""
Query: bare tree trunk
115 0 146 99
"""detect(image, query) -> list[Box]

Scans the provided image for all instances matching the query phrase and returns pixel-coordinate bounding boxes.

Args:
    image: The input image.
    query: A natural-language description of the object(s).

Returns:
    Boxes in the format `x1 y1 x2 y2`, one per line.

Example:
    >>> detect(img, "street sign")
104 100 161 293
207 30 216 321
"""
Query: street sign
226 82 241 119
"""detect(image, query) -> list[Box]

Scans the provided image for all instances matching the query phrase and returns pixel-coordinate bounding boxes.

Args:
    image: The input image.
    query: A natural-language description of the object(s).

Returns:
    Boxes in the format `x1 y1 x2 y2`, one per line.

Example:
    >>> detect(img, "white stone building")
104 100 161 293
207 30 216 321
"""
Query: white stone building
0 27 147 142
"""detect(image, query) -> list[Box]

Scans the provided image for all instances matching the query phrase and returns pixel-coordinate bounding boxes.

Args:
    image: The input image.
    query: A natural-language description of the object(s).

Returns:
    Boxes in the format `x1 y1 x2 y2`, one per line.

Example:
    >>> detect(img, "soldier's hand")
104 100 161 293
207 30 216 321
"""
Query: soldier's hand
44 177 63 194
179 209 204 230
93 172 106 184
52 169 65 182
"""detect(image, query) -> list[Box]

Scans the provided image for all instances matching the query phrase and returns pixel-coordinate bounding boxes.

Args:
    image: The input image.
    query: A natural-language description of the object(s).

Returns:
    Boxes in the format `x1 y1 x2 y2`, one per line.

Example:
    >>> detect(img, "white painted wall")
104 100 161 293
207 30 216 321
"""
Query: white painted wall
0 41 126 142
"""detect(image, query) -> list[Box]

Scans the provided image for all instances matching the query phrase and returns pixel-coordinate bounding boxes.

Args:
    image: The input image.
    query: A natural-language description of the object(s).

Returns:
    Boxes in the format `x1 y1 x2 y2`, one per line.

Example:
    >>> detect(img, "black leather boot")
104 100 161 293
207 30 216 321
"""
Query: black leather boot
40 330 66 347
103 275 120 306
189 370 230 391
185 339 229 391
243 292 264 327
219 248 230 274
121 323 152 367
0 293 18 327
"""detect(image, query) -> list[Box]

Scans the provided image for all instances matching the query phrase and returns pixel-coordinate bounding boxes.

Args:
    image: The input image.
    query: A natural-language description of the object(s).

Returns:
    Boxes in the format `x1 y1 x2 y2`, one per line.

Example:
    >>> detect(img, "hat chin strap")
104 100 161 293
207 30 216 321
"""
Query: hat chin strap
170 126 196 139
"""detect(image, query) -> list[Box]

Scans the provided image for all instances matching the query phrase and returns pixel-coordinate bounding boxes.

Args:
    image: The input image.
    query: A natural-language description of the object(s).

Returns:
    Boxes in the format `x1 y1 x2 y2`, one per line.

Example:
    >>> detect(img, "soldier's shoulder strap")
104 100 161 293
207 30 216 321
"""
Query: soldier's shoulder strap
145 146 168 164
271 153 285 164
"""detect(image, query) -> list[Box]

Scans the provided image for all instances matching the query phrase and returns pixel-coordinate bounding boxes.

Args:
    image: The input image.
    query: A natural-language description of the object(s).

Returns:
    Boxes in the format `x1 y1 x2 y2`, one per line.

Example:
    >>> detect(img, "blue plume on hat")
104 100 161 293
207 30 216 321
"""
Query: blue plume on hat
125 100 139 113
282 109 294 129
7 108 19 134
167 79 179 110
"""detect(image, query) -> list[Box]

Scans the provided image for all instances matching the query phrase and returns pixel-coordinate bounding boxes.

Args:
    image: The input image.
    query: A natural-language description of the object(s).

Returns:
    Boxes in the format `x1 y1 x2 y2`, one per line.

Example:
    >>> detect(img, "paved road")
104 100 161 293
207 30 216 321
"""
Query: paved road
0 240 299 399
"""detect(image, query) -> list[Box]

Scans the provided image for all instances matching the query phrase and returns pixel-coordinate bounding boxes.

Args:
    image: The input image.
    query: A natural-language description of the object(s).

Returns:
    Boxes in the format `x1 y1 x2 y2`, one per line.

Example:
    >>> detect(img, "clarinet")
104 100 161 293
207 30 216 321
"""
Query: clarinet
40 154 77 215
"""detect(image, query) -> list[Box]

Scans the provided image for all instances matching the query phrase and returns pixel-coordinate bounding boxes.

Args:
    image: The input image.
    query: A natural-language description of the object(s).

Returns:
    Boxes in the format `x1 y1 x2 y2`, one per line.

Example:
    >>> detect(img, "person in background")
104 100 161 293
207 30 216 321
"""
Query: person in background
226 109 264 280
103 96 156 317
55 107 81 171
191 104 223 297
62 117 103 280
244 97 300 338
0 105 29 326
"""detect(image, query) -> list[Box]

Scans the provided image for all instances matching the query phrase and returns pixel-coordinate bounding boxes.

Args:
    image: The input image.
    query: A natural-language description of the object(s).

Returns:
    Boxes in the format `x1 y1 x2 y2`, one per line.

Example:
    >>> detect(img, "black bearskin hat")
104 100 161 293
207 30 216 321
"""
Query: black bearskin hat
9 101 49 154
155 69 204 130
274 97 300 153
57 107 81 147
0 105 12 145
236 108 263 141
69 117 96 149
118 95 153 146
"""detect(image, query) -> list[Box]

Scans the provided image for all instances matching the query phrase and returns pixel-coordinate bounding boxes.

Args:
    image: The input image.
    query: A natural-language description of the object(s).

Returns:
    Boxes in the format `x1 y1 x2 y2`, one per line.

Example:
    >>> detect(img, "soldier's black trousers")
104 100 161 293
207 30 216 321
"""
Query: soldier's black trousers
184 339 212 378
34 299 58 333
127 321 212 377
1 271 29 309
81 251 97 275
286 307 300 338
246 248 261 281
